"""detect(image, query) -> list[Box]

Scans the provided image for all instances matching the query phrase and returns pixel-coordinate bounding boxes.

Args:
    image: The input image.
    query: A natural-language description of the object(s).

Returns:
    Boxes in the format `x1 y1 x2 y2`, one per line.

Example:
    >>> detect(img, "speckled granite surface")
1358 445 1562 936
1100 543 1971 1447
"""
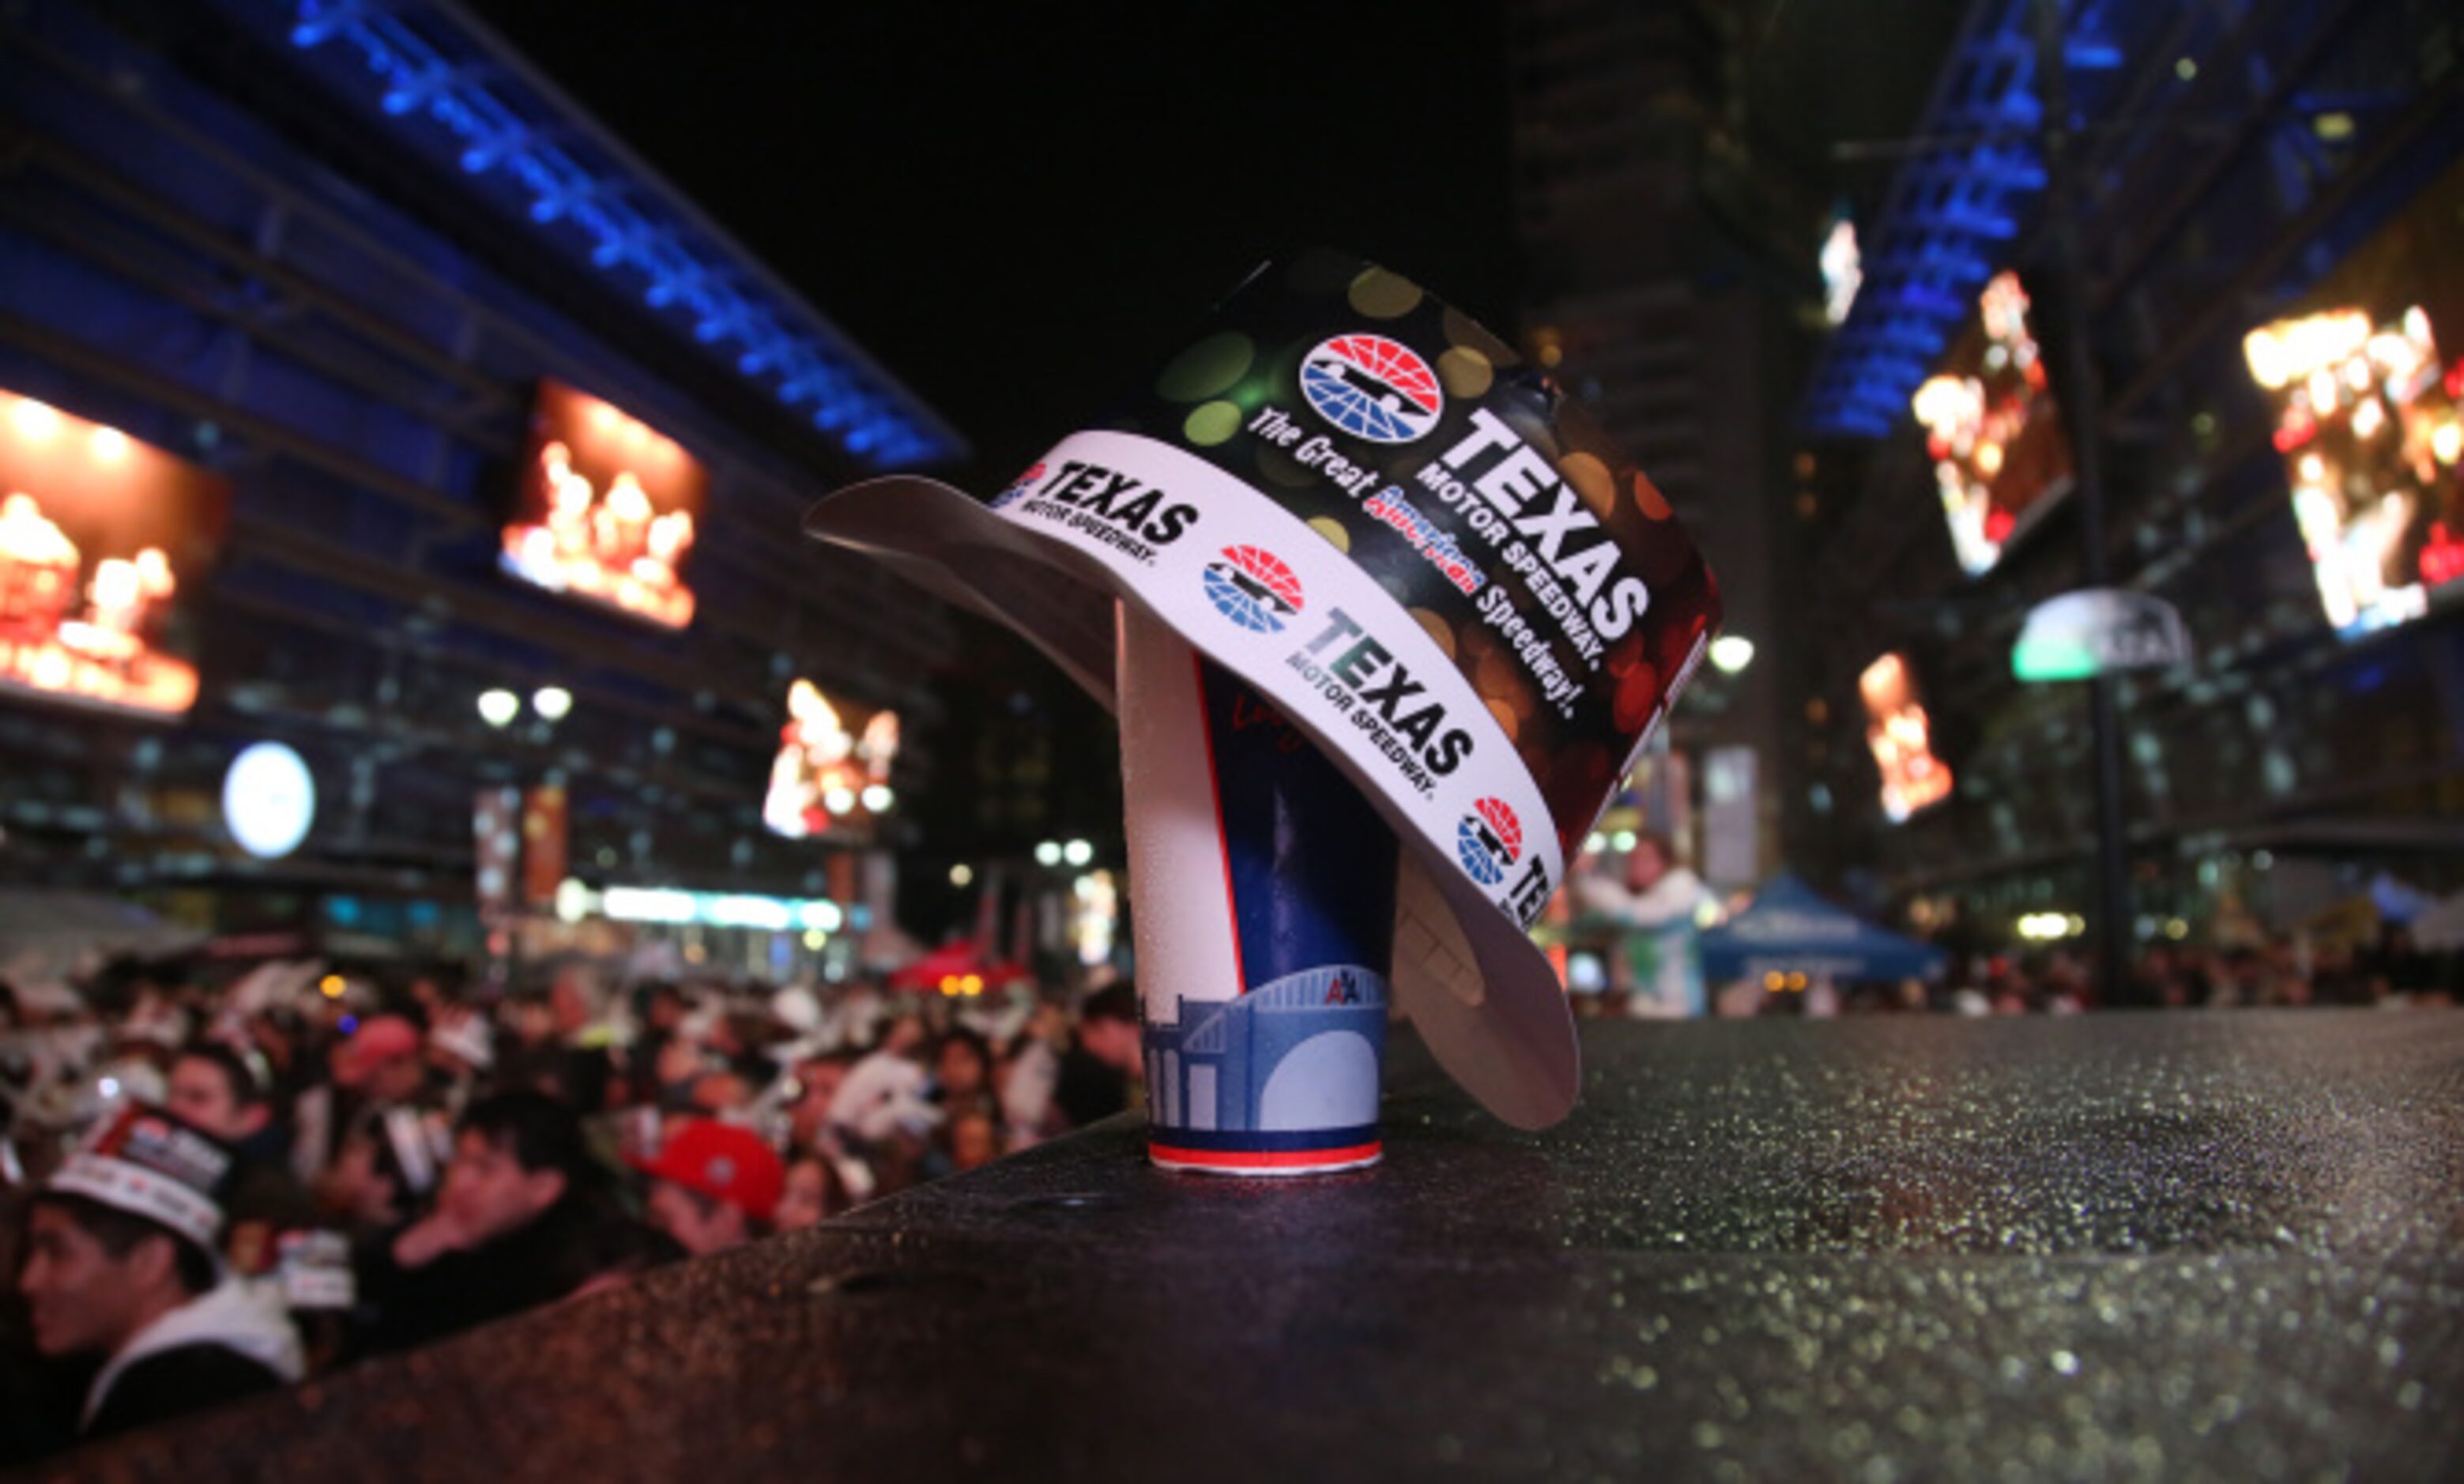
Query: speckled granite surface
32 1013 2464 1482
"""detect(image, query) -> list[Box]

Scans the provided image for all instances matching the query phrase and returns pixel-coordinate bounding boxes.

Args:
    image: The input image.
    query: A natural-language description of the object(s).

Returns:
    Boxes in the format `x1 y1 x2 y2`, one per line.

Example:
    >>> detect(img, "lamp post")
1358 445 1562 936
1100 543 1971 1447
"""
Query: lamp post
2034 0 2134 1007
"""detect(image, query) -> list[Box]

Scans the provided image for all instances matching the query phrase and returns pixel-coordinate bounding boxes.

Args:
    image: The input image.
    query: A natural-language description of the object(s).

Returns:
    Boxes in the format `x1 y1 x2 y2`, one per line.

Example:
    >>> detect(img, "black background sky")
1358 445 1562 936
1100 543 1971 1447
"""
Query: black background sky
467 0 1522 488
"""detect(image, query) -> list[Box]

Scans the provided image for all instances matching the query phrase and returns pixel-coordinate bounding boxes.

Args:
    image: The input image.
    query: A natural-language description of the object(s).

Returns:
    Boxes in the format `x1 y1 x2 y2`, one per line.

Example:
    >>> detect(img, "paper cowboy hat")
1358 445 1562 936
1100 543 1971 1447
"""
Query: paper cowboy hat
806 251 1720 1129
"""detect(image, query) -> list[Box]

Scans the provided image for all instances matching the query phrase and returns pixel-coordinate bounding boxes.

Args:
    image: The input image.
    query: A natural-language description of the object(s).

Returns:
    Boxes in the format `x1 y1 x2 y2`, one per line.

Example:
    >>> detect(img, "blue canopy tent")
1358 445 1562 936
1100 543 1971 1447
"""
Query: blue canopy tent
1700 875 1948 984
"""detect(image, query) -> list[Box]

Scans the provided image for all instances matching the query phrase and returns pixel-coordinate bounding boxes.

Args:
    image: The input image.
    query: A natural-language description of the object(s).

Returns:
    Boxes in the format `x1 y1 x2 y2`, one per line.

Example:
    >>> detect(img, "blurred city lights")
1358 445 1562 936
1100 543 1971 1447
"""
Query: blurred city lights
1709 635 1756 674
1034 841 1063 867
2016 912 2088 941
1063 838 1094 867
477 689 520 727
861 784 894 812
532 685 573 721
9 397 60 443
949 864 974 887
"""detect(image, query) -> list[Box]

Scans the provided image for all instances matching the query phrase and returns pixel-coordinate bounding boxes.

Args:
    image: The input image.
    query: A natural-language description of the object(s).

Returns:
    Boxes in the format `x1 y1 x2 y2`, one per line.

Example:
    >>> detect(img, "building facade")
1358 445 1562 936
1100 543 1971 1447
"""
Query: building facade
0 0 961 958
1797 0 2463 947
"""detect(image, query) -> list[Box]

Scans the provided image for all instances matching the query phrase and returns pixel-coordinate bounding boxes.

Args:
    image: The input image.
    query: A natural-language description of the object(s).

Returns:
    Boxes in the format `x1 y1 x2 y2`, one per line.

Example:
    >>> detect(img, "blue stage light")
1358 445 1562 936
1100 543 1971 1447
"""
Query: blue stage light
285 0 953 468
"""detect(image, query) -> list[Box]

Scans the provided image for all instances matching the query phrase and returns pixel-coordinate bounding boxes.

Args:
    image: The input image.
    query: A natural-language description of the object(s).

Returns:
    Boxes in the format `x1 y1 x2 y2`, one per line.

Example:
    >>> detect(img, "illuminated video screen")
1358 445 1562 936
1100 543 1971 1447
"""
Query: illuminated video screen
763 678 899 840
1859 652 1952 824
2244 305 2460 635
500 379 708 628
1911 271 2074 576
0 391 228 718
2240 156 2464 638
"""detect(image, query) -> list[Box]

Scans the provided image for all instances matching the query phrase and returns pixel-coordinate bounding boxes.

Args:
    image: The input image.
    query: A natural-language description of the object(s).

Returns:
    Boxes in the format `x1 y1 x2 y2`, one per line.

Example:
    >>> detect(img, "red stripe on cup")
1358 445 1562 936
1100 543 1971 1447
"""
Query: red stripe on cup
1147 1141 1382 1171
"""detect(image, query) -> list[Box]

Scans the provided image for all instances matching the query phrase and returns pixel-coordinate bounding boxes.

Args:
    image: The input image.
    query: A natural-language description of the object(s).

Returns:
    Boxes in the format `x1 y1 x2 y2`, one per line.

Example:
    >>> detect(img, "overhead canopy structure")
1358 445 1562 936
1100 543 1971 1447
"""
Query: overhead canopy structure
1701 874 1947 984
0 889 203 990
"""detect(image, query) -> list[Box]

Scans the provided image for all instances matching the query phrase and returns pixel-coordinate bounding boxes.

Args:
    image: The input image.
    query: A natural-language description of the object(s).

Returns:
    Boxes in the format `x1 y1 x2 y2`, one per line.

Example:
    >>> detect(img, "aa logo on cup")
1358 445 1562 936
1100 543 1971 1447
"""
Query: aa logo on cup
1203 545 1306 633
1454 797 1524 887
1301 334 1443 444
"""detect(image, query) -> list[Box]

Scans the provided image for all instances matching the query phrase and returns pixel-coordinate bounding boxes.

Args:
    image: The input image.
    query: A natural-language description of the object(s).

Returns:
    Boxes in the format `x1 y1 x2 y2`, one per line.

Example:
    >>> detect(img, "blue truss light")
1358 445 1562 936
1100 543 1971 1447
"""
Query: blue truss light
1797 0 2143 439
286 0 958 468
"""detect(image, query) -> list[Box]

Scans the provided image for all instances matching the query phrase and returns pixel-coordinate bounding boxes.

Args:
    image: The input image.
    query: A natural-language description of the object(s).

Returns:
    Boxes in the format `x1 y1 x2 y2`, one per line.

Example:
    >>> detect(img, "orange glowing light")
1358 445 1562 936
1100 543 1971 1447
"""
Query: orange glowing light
501 380 706 629
0 394 223 719
2246 303 2462 633
1910 272 2073 575
9 397 61 444
1859 653 1952 823
764 679 899 841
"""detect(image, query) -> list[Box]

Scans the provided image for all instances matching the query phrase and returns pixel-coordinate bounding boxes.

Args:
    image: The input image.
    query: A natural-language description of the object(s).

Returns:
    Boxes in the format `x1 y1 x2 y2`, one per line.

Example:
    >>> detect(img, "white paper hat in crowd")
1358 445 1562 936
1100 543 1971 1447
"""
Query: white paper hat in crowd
428 1014 495 1072
770 985 823 1036
46 1102 235 1255
805 253 1721 1130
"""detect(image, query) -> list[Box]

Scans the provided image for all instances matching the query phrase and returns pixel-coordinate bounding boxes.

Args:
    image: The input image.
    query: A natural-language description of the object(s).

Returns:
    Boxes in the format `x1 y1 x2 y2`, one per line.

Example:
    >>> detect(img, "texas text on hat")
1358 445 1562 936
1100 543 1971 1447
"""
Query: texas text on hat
47 1103 235 1252
805 251 1720 1129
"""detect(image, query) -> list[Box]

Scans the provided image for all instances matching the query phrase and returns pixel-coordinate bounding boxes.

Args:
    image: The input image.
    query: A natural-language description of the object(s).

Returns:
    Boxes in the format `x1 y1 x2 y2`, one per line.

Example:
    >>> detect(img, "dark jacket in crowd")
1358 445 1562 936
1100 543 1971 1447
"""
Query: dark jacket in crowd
349 1192 602 1358
84 1346 285 1441
1053 1042 1130 1130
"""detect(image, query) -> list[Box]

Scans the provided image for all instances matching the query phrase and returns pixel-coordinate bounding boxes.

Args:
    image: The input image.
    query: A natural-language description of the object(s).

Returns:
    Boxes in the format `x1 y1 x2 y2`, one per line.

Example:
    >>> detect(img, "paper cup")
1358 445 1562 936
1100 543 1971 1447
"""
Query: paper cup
1119 602 1397 1176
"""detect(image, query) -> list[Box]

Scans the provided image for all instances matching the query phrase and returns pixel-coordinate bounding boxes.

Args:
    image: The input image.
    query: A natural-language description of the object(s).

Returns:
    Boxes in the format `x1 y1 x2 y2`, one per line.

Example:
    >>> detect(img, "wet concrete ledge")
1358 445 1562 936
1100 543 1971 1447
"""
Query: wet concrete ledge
32 1012 2464 1482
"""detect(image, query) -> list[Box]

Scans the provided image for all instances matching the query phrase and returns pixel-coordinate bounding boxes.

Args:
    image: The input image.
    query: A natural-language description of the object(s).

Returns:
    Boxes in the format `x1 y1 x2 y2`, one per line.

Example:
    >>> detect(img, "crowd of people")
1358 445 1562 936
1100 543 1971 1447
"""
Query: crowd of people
0 958 1147 1462
1570 834 2458 1019
2 868 2451 1463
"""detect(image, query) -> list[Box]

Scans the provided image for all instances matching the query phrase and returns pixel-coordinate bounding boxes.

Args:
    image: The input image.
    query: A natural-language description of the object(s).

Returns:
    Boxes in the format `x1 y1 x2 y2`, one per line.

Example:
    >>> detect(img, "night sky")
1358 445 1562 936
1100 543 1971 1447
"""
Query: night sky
465 0 1521 489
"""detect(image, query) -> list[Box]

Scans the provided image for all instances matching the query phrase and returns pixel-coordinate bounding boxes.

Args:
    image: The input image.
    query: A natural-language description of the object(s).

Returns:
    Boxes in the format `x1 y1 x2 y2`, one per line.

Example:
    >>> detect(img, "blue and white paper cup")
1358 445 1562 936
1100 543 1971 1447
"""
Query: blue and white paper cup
1119 604 1397 1175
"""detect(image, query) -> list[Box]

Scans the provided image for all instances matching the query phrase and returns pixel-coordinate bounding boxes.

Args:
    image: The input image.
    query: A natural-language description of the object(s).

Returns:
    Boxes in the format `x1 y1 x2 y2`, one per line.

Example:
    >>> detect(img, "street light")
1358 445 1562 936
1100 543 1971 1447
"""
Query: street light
1709 635 1756 674
1034 841 1063 867
949 864 974 887
861 784 894 812
1063 838 1094 867
477 689 520 727
532 685 573 721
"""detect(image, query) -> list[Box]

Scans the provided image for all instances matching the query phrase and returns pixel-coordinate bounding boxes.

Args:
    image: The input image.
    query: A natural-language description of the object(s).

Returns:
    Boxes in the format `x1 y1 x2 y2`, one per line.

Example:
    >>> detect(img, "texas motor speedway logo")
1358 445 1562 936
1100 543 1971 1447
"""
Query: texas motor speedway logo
1203 545 1305 634
1301 333 1444 444
1455 797 1524 887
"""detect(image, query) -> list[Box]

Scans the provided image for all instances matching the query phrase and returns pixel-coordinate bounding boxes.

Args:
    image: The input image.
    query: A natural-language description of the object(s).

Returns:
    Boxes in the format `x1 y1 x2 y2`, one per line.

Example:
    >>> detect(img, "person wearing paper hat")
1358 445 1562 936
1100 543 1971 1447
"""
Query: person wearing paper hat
23 1102 304 1440
805 251 1720 1131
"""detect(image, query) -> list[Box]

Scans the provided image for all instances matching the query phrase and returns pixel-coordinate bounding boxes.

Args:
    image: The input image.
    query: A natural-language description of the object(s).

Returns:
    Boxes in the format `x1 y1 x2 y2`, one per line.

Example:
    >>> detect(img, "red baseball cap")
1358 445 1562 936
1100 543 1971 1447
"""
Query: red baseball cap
627 1120 783 1222
332 1015 422 1089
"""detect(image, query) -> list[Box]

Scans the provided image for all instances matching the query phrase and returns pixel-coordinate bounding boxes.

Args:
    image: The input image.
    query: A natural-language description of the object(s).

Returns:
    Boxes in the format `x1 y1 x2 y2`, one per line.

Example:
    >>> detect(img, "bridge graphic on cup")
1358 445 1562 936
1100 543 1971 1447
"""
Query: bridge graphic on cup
1143 966 1388 1163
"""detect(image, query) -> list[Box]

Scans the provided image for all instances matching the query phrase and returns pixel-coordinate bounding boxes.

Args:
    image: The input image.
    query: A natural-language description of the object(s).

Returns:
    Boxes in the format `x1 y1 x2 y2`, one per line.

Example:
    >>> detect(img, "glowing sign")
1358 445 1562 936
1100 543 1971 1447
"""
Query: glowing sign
0 393 227 718
500 380 706 628
763 679 899 840
223 742 315 859
2243 303 2462 635
2012 589 2193 682
1819 216 1862 326
1911 271 2074 575
1859 653 1952 823
598 885 843 931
